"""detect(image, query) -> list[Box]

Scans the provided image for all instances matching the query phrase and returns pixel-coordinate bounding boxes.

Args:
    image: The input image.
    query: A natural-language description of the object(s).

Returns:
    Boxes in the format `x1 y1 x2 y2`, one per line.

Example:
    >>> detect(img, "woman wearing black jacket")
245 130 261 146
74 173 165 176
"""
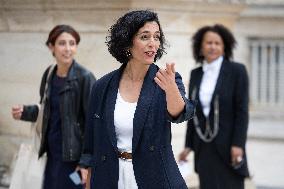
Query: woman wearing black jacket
11 25 96 189
179 24 250 189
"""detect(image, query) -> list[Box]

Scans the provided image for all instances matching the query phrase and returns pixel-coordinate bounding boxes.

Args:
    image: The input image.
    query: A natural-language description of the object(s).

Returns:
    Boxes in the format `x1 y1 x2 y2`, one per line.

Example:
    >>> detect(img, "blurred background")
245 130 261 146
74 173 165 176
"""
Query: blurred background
0 0 283 188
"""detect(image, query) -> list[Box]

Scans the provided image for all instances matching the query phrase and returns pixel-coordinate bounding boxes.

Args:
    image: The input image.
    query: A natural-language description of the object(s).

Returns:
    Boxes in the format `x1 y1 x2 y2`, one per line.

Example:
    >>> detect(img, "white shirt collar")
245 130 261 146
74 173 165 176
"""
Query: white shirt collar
202 56 223 73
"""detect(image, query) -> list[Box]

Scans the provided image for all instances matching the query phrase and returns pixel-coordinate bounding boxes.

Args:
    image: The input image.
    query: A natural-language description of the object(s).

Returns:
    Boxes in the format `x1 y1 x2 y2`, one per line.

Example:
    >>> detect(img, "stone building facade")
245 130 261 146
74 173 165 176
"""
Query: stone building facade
0 0 283 166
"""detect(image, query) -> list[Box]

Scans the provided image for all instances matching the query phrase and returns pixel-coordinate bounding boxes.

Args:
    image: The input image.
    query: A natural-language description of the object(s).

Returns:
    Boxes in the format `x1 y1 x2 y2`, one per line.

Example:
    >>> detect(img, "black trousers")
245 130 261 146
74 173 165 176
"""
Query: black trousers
196 142 244 189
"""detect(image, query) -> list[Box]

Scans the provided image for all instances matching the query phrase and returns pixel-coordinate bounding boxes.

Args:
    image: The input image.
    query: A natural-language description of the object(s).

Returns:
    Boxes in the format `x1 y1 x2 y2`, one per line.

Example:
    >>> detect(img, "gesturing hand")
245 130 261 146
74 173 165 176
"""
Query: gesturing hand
154 62 185 117
154 63 176 92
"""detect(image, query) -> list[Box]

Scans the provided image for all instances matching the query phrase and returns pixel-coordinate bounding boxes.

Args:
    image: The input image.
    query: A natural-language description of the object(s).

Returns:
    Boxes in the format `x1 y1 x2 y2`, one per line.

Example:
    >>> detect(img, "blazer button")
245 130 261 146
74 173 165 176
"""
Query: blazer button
149 145 155 151
94 114 100 119
101 155 106 161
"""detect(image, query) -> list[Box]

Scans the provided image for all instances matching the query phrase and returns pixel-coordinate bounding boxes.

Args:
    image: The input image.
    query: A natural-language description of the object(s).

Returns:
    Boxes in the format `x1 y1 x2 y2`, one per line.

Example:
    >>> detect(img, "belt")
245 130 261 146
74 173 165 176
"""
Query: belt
118 151 132 161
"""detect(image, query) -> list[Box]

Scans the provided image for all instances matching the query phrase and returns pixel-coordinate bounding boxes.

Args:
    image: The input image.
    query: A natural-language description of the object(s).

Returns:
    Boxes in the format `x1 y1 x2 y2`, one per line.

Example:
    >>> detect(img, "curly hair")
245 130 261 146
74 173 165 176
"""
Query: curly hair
192 24 236 64
106 10 166 64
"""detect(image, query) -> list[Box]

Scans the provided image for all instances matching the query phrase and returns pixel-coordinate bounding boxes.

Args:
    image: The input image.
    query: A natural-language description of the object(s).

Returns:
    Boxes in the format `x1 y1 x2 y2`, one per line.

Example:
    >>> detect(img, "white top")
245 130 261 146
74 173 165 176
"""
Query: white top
199 56 223 117
114 90 137 152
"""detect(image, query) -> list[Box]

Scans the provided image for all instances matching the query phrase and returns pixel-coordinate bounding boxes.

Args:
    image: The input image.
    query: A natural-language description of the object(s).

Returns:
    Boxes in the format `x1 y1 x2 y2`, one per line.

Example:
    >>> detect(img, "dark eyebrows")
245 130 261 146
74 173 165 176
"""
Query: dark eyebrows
137 30 161 36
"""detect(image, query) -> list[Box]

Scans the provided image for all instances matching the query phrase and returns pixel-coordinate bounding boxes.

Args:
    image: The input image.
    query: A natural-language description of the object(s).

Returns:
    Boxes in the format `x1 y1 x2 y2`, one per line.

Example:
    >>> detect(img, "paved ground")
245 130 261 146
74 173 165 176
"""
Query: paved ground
246 118 284 189
247 139 284 189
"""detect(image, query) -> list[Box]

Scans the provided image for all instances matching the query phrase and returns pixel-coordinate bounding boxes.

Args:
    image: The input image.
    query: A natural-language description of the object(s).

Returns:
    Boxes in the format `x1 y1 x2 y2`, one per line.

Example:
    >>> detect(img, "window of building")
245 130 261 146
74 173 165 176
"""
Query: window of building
249 39 284 108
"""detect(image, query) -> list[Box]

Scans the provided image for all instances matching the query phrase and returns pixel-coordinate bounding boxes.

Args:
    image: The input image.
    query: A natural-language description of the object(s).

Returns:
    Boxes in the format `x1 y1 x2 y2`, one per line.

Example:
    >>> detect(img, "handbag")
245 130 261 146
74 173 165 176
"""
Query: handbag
9 143 47 189
9 64 55 189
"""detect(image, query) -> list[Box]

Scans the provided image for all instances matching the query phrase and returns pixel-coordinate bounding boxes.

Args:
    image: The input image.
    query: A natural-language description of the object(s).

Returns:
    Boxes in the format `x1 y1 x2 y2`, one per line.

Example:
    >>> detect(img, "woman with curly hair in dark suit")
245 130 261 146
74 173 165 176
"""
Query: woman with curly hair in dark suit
179 24 250 189
79 10 195 189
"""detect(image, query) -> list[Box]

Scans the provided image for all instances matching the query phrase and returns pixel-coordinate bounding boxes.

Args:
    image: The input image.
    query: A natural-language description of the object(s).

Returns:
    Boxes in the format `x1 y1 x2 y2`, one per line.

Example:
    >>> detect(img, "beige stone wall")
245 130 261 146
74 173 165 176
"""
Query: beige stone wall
0 0 283 165
0 0 245 135
234 3 284 116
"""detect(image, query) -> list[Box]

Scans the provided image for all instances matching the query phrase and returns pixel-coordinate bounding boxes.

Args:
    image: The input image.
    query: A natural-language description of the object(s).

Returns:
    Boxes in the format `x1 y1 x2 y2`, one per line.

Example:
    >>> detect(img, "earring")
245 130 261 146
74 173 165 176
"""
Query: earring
126 50 132 58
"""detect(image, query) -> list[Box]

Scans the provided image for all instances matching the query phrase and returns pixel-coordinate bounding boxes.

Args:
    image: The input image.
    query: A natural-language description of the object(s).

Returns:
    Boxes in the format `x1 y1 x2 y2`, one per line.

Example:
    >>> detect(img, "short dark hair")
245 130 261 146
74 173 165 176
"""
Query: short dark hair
46 25 80 46
106 10 166 64
192 24 236 63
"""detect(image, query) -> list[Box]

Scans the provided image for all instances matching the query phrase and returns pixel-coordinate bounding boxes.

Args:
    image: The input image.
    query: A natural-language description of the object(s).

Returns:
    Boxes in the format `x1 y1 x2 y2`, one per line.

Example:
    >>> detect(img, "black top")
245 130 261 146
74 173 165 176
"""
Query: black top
47 74 66 159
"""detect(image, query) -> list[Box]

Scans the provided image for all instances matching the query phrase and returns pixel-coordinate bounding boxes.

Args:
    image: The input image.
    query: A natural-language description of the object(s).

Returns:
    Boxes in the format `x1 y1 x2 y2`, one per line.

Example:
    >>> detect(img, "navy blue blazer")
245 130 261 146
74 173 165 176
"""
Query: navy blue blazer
80 63 195 189
185 60 250 177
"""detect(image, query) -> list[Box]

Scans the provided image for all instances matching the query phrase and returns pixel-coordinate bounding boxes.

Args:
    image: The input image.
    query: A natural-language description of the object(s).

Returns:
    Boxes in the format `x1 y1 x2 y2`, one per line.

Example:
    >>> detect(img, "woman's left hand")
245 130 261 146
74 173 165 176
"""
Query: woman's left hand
154 63 177 92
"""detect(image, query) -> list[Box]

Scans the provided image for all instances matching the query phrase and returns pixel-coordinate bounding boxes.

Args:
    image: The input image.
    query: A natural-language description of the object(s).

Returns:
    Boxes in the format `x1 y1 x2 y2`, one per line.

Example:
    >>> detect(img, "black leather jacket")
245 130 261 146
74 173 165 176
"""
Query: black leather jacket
21 60 96 161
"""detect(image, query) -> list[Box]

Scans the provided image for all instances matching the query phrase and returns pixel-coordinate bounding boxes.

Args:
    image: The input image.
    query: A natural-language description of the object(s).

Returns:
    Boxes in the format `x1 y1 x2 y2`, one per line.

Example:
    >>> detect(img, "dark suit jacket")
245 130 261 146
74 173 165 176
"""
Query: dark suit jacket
80 63 195 189
185 59 250 177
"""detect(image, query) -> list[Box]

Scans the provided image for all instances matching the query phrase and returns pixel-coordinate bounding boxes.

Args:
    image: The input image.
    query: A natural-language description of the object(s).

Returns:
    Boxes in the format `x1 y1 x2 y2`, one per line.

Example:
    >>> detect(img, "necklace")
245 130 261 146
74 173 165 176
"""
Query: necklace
191 87 219 142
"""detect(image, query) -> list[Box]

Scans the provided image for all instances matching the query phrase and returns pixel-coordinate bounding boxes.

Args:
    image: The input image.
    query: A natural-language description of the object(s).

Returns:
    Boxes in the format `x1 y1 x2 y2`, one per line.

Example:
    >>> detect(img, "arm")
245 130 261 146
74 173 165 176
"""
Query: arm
21 105 39 122
154 63 195 123
231 64 249 165
11 104 39 122
82 72 96 118
154 63 184 117
232 64 249 148
79 83 97 168
78 83 97 184
81 72 96 135
78 71 96 182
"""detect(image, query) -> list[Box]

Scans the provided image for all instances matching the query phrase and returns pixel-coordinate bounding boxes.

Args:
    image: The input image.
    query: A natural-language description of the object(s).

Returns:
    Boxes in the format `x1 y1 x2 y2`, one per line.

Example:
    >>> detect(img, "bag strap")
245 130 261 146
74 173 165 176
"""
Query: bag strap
33 64 56 152
42 64 56 104
35 64 55 132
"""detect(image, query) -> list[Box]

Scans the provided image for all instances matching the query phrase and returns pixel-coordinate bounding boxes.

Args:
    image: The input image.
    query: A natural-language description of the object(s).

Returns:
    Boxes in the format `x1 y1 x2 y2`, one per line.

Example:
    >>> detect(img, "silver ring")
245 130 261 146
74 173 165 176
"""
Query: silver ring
236 156 243 163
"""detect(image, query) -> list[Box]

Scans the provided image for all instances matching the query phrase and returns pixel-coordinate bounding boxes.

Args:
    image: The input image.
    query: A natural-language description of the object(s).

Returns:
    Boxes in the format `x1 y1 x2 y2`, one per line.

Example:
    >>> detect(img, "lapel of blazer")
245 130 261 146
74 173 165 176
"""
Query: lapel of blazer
132 64 158 153
193 67 205 118
104 65 126 152
210 59 228 111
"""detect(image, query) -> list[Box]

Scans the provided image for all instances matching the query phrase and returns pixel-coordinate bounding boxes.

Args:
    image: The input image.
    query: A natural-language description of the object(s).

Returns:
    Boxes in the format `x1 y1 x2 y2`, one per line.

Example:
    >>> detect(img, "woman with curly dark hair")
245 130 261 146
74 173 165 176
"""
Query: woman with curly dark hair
79 10 195 189
179 24 250 189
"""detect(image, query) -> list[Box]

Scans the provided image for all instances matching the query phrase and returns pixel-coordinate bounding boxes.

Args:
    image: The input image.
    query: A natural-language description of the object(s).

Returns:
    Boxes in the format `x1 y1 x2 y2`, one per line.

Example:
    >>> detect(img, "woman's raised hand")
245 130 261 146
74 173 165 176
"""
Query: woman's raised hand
154 63 176 92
